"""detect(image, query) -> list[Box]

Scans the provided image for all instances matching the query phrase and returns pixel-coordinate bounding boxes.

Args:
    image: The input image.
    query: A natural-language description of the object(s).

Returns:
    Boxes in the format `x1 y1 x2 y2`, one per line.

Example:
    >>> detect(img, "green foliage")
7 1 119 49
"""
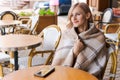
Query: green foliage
39 9 55 16
18 11 32 16
39 9 46 16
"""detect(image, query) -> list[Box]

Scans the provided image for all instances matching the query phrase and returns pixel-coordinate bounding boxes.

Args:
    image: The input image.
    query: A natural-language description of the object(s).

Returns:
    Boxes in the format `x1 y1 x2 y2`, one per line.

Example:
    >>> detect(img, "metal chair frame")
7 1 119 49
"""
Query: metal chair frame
0 11 18 35
28 25 61 67
0 53 10 78
103 24 120 80
0 11 18 20
15 15 39 35
96 8 113 29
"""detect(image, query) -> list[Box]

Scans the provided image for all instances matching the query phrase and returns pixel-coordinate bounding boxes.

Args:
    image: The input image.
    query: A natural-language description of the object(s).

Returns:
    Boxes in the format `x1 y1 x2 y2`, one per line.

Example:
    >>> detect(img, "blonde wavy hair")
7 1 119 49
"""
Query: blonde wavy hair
67 2 93 28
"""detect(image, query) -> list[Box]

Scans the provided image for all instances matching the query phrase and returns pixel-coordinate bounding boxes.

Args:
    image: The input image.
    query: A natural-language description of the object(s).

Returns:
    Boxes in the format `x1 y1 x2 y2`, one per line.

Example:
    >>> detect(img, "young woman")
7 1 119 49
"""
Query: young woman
49 0 59 15
52 2 108 79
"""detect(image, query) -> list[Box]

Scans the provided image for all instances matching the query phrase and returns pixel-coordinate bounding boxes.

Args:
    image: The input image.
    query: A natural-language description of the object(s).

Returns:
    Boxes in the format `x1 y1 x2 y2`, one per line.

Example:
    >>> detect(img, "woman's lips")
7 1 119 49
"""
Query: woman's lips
73 21 79 24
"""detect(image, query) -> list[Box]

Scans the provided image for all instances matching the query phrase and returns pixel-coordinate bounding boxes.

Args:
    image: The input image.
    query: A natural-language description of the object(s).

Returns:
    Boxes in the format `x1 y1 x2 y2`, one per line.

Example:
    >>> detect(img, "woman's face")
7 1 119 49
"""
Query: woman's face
71 6 86 27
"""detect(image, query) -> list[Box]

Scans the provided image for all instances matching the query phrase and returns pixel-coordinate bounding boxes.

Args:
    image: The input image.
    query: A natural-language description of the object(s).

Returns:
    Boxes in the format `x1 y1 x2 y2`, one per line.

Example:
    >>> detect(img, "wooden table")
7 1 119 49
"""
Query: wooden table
3 66 98 80
0 34 42 70
0 20 21 35
0 20 21 26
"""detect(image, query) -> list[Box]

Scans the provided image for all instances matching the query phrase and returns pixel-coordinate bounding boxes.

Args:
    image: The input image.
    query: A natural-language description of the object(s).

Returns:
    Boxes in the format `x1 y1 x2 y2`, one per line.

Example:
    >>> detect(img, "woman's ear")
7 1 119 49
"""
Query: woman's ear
86 12 91 19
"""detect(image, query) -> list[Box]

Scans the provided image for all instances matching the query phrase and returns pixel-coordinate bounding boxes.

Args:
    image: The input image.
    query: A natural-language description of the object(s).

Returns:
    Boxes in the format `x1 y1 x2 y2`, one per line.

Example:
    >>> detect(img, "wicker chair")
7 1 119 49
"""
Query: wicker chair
102 24 120 80
28 24 61 67
104 24 120 49
15 15 39 35
0 11 18 20
0 11 18 34
104 24 120 33
96 8 113 30
0 53 10 78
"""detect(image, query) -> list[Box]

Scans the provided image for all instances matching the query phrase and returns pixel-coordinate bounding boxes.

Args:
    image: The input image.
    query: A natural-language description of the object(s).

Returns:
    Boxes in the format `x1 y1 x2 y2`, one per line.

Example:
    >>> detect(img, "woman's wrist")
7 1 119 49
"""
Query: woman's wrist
72 49 78 58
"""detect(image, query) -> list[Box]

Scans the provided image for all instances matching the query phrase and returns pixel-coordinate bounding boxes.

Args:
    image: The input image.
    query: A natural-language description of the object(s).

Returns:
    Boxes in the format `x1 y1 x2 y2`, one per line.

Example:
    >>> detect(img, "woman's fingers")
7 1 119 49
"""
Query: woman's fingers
73 39 85 57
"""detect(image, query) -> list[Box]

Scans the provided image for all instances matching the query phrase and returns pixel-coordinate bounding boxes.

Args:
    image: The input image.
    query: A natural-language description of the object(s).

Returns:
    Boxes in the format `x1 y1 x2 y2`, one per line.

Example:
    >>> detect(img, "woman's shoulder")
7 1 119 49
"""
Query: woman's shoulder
62 27 77 39
63 27 75 35
97 31 106 43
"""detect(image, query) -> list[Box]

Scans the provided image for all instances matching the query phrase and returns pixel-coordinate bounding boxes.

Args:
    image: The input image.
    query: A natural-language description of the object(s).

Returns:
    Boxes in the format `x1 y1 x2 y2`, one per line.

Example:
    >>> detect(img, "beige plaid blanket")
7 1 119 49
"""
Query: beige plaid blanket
52 24 108 78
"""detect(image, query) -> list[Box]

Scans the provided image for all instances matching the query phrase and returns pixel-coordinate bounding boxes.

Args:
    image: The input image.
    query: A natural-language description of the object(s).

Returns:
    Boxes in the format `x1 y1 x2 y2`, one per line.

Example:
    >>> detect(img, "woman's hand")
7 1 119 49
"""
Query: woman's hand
73 39 85 57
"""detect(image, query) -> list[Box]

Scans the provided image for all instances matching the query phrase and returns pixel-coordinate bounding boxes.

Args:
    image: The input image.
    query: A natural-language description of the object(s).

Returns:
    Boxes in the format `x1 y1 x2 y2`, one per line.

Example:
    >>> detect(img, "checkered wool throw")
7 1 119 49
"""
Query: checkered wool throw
52 24 108 78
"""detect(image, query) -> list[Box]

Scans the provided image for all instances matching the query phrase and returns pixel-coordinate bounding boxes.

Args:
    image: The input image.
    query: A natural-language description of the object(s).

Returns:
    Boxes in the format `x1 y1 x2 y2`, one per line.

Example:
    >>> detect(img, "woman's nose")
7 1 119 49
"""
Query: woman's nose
72 15 77 19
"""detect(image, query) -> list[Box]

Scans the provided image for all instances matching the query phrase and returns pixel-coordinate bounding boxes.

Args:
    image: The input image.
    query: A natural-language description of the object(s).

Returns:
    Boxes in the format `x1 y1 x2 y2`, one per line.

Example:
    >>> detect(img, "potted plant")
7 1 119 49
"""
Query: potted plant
38 9 55 16
18 11 33 24
36 9 58 34
18 11 33 17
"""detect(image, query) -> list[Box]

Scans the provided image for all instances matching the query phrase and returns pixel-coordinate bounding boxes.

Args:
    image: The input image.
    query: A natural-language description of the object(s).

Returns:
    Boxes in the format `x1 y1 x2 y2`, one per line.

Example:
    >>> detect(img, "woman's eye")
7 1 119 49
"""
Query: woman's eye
76 13 80 15
71 13 80 17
